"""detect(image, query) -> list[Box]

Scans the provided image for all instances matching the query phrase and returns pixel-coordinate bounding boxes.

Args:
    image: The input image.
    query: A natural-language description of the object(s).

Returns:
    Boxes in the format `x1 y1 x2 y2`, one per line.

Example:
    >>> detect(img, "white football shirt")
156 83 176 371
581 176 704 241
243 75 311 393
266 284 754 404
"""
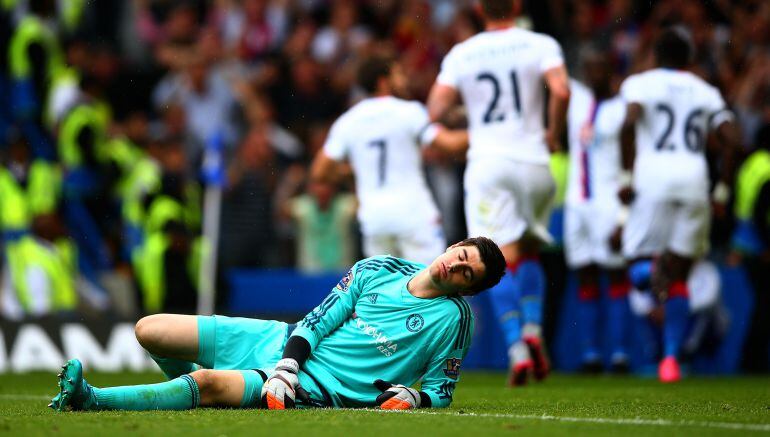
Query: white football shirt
323 96 440 235
620 69 732 201
566 80 626 205
436 27 565 165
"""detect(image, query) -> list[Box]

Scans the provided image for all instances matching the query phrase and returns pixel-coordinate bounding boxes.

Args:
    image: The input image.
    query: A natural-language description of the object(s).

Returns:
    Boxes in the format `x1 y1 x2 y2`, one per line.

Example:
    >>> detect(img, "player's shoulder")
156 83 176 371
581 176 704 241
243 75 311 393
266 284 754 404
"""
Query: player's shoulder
385 97 427 114
620 69 651 87
458 27 556 48
328 104 358 134
619 70 658 99
681 71 722 98
525 27 561 47
354 255 423 277
443 296 474 322
336 99 371 122
439 296 474 350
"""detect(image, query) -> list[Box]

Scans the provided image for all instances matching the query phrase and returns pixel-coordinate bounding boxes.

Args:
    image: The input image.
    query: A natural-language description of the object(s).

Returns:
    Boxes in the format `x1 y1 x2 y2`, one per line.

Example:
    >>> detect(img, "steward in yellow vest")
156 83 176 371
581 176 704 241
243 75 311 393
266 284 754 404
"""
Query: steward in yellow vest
732 125 770 256
8 6 64 117
0 131 60 241
132 164 204 314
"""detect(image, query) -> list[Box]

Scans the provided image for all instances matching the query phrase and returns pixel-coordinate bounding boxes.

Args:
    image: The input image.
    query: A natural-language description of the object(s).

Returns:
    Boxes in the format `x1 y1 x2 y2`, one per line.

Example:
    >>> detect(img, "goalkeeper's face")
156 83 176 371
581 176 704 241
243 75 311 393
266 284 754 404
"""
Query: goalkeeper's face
428 245 486 296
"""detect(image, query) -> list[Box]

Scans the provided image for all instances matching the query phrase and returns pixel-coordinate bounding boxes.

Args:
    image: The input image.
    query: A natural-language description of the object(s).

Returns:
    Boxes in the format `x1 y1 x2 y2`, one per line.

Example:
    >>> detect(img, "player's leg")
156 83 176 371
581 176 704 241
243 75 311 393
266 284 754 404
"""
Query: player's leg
513 236 550 382
605 267 631 372
134 314 199 379
576 264 602 372
51 358 263 411
192 369 264 408
654 251 693 383
486 265 529 386
655 201 708 383
464 161 532 385
510 163 555 382
623 196 668 295
565 203 602 372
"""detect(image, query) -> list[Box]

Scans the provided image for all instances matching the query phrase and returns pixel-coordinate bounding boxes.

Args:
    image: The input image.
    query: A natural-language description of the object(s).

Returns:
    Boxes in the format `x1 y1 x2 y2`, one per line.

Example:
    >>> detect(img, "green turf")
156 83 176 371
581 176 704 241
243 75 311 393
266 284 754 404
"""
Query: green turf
0 372 768 436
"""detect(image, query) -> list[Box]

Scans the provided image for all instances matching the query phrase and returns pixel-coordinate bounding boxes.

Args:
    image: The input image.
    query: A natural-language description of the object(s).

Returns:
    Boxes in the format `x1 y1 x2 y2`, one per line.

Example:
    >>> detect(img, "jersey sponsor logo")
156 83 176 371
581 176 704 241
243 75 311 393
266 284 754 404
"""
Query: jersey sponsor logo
406 314 424 332
335 269 354 293
367 293 379 304
443 358 462 380
354 317 398 357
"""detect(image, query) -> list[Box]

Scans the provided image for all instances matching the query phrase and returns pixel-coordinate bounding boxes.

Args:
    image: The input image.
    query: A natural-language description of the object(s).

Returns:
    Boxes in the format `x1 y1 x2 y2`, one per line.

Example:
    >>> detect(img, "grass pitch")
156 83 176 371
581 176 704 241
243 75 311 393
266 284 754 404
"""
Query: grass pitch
0 372 767 436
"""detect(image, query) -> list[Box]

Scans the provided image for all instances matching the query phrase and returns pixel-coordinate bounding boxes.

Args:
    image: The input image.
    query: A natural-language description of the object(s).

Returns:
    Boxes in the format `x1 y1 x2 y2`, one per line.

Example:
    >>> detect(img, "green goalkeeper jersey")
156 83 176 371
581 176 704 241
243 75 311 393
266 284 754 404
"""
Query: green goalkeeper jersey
291 256 473 408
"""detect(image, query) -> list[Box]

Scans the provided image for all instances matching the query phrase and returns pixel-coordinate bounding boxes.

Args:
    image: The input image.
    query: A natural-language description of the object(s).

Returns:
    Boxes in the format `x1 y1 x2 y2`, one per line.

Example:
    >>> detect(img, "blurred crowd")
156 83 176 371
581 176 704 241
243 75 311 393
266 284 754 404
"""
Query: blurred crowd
0 0 768 340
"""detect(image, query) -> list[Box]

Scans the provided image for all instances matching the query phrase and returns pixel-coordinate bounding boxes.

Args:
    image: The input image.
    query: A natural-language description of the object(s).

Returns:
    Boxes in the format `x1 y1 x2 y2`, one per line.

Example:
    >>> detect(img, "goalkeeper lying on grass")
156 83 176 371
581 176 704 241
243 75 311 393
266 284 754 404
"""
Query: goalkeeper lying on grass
50 237 505 411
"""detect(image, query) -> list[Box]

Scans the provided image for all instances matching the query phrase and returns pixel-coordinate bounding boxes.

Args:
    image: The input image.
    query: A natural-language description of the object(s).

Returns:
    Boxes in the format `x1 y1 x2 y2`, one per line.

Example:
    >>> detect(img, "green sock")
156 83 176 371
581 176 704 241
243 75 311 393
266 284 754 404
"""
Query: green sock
91 375 200 411
150 354 197 380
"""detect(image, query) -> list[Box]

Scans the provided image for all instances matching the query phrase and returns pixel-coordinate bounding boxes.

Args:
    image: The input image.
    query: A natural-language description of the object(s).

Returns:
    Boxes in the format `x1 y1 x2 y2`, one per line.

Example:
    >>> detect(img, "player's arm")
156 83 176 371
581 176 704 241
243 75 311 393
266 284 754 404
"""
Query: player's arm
427 83 460 123
417 318 472 409
618 102 643 205
309 150 340 184
428 46 462 123
543 64 571 154
372 302 472 410
711 115 740 215
310 117 350 185
421 123 469 158
291 263 365 350
263 264 366 409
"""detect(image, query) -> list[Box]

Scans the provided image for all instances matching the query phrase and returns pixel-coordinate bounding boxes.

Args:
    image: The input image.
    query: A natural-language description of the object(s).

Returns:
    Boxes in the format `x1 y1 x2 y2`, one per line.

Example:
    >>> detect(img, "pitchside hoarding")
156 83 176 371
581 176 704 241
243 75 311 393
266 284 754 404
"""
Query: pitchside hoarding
0 320 156 373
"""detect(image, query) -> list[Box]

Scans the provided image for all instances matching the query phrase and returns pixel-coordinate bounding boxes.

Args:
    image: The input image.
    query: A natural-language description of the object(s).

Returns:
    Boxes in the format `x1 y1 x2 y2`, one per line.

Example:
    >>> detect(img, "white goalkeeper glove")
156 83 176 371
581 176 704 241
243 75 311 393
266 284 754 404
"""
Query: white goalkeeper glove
261 358 309 409
374 379 421 410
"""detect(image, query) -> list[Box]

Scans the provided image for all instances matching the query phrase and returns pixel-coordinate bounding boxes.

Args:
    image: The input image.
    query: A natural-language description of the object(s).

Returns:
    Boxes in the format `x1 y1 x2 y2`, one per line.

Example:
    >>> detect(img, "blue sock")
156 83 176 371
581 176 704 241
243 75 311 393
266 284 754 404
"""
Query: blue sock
577 285 600 362
488 270 522 348
517 259 545 326
92 375 200 410
664 296 689 358
607 295 630 359
150 354 197 380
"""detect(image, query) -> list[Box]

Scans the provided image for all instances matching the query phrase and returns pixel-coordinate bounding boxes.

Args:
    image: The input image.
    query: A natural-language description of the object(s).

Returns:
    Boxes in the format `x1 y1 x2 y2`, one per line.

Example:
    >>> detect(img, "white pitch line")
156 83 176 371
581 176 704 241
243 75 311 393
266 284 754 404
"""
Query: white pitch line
1 395 766 432
341 408 770 432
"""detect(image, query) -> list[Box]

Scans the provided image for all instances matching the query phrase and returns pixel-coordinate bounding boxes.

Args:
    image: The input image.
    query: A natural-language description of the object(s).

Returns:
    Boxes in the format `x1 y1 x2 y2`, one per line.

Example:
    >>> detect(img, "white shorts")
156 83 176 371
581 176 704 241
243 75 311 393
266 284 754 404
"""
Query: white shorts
362 220 446 265
622 196 710 259
564 201 625 269
464 159 555 246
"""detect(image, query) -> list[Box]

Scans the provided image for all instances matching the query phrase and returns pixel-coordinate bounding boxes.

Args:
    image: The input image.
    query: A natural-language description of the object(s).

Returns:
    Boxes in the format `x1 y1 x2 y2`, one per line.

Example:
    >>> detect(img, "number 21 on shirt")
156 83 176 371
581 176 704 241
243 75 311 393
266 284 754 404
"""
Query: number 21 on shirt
477 70 521 124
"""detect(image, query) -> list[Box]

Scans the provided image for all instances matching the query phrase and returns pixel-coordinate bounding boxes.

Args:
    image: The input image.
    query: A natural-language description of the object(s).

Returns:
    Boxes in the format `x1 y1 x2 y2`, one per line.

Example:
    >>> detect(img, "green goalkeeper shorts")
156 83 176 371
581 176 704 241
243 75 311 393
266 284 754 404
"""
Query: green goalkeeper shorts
196 315 327 408
197 315 290 371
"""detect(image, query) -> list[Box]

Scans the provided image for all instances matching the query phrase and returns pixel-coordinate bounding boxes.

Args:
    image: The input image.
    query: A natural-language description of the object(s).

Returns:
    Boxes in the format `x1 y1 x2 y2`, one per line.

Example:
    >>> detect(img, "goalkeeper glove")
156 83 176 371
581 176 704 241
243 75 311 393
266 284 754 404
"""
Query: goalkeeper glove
261 358 309 409
374 379 421 410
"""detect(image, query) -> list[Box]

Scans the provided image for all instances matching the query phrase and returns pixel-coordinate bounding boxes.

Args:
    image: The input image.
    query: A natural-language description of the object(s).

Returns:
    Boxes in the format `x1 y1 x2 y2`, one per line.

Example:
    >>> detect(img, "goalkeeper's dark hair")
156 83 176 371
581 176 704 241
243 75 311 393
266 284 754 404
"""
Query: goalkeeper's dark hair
456 236 506 295
357 56 392 94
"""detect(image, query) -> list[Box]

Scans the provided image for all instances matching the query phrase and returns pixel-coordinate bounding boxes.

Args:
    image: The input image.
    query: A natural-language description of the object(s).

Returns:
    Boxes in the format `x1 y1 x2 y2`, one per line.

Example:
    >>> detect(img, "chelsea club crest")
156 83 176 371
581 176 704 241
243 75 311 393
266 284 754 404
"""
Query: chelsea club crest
406 314 424 332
